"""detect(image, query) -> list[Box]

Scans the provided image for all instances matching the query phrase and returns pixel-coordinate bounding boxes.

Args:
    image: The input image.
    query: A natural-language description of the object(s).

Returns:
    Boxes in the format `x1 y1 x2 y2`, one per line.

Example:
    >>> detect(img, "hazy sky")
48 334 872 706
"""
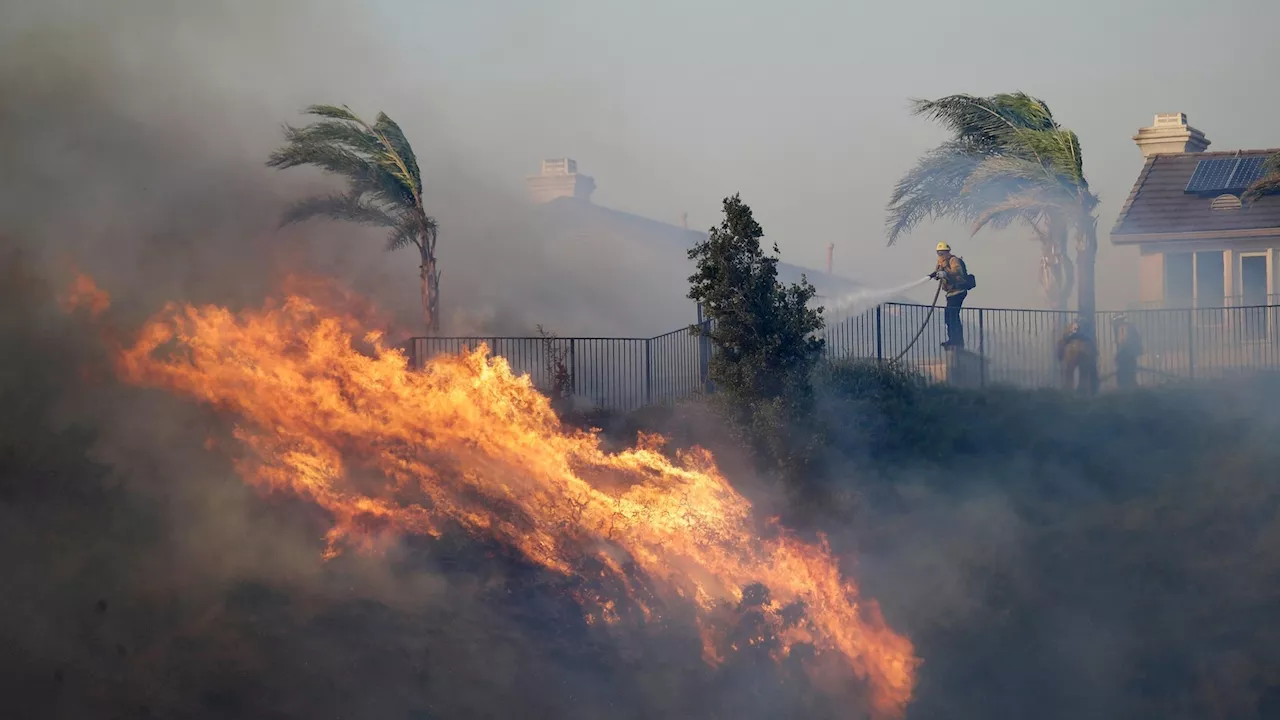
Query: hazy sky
369 0 1280 309
5 0 1277 318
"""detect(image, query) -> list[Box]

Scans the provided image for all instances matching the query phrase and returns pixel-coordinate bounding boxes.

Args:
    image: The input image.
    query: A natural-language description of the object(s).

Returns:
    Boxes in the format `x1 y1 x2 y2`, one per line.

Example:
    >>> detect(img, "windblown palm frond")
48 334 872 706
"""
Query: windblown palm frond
267 104 436 247
909 92 1055 153
888 91 1100 313
886 143 986 244
373 113 422 190
281 191 398 228
269 104 441 332
971 188 1062 234
961 155 1053 195
386 216 436 252
268 106 425 217
1244 153 1280 203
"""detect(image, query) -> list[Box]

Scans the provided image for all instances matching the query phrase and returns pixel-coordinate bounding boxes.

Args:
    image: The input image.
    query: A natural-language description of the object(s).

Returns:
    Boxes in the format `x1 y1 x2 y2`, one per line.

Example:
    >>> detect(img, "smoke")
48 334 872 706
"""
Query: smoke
800 366 1280 720
0 0 698 340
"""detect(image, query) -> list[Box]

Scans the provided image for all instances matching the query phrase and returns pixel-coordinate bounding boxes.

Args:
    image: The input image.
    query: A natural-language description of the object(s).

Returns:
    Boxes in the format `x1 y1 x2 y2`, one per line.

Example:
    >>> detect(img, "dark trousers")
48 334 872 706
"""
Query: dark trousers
1116 355 1138 390
944 291 967 347
1063 357 1099 395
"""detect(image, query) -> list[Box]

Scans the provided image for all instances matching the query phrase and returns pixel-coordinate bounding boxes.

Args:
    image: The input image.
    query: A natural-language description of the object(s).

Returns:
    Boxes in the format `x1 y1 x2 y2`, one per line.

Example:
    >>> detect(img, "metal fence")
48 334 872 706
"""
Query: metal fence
408 303 1280 410
408 325 712 412
825 302 1280 389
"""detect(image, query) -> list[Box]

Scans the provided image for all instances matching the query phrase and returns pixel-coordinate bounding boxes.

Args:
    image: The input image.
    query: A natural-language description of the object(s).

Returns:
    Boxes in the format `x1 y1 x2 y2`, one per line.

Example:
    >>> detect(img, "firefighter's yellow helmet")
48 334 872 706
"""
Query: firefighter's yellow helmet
936 242 951 252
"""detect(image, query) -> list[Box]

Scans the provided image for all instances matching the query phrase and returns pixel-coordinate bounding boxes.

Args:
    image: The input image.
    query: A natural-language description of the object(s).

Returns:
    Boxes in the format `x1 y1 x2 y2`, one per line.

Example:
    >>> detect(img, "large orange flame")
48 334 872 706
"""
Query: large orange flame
94 280 917 716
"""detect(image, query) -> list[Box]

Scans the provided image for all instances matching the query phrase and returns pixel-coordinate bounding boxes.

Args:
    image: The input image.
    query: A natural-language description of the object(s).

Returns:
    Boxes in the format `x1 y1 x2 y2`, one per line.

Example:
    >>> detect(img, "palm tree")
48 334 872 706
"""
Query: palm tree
1243 153 1280 203
1030 216 1074 310
267 105 440 333
886 92 1099 319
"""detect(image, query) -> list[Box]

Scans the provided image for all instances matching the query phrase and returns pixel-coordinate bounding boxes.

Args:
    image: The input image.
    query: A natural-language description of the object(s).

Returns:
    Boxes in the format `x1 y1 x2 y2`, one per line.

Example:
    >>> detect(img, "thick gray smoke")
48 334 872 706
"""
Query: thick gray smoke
0 0 693 339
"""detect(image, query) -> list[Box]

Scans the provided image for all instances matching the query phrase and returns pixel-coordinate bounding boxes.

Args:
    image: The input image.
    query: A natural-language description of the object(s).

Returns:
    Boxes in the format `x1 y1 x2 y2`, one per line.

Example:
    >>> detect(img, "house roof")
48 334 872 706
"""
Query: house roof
1111 149 1280 243
537 196 864 296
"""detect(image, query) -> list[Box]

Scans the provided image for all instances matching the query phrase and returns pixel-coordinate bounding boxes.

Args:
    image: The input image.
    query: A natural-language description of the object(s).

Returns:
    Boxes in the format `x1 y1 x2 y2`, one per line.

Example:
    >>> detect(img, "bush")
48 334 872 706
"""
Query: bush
686 195 824 480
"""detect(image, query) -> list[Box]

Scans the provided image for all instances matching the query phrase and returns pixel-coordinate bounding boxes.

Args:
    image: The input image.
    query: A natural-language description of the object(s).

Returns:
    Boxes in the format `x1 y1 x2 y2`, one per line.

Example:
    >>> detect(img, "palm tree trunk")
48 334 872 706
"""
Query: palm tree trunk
429 268 440 334
1075 218 1098 330
1034 219 1073 310
419 249 438 335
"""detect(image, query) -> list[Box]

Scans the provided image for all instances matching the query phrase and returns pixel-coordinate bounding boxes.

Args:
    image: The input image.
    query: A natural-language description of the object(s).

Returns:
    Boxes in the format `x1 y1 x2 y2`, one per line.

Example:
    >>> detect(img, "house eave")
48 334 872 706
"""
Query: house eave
1110 226 1280 245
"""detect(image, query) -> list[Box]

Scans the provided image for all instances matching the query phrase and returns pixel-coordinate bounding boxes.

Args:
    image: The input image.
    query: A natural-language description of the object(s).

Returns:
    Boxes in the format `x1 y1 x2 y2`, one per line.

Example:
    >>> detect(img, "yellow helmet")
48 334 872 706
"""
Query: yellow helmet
936 242 951 252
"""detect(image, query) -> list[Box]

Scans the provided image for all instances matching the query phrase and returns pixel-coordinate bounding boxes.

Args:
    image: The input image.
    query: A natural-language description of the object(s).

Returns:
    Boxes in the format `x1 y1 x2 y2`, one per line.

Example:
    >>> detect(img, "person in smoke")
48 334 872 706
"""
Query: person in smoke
1056 319 1099 395
930 242 974 348
1111 313 1143 390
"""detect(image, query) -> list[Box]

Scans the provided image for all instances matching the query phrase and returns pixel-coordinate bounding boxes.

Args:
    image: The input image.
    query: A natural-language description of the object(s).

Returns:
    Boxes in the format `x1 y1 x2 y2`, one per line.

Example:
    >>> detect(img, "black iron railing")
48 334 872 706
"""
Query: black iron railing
408 303 1280 410
408 324 714 412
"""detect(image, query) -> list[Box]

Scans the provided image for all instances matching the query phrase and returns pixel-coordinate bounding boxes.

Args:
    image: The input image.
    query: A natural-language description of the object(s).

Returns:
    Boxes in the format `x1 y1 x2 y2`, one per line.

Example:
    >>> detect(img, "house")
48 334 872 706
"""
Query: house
1111 113 1280 309
524 158 866 336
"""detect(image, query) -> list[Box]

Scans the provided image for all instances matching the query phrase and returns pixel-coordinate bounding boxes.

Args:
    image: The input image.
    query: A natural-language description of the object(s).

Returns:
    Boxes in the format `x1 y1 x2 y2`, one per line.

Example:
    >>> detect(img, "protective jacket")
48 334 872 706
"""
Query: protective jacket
1056 328 1097 364
935 255 969 297
1058 326 1099 394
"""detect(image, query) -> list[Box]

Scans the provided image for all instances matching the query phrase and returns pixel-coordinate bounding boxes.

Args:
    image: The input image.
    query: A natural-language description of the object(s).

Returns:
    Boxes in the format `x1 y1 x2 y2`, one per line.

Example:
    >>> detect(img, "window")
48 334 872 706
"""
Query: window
1240 255 1268 305
1240 254 1269 341
1195 251 1225 307
1164 252 1193 307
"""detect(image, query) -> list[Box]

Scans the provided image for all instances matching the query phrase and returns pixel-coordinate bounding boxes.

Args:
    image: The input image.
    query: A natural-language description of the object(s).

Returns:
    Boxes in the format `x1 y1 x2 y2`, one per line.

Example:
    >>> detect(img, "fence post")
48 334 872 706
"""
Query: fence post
696 305 712 394
568 338 577 395
644 338 653 406
875 305 883 362
1186 309 1195 380
978 309 986 388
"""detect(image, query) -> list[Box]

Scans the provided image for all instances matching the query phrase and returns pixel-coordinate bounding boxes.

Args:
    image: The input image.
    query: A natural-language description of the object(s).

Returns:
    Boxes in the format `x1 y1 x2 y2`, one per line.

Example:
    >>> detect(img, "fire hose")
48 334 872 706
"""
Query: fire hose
891 280 943 362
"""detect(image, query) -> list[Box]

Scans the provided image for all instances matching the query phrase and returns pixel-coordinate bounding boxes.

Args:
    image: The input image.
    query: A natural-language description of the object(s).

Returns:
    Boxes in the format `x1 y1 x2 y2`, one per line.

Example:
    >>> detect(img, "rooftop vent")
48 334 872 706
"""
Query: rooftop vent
1153 112 1188 128
1210 194 1243 211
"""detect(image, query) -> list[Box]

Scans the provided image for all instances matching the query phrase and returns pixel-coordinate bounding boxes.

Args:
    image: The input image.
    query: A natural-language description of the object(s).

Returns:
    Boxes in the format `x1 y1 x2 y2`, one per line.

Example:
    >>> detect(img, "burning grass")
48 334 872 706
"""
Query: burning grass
61 272 918 718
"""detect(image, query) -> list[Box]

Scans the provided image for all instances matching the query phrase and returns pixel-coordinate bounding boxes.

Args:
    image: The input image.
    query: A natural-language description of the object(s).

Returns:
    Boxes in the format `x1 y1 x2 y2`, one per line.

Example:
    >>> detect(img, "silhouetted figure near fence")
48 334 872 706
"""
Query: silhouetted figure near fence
1112 313 1143 390
1057 321 1098 395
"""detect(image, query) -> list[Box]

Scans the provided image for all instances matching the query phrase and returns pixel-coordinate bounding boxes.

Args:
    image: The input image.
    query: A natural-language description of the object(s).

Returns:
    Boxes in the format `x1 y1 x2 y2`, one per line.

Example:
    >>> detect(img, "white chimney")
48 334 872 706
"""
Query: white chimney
1133 113 1210 157
525 158 596 204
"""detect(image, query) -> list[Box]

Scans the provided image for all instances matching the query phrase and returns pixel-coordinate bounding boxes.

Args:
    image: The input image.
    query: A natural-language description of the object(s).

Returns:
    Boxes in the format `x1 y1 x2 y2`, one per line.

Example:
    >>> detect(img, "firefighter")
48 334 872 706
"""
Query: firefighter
930 242 974 349
1056 320 1098 395
1112 313 1143 390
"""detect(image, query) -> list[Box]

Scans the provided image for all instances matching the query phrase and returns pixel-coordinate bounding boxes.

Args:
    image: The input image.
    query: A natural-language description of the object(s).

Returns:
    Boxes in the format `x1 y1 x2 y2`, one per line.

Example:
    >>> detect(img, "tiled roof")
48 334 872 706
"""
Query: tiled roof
1110 150 1280 242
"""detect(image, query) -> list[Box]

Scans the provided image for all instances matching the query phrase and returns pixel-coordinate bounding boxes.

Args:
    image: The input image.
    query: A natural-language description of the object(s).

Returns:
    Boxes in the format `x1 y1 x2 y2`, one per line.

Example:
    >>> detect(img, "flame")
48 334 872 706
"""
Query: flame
60 272 111 317
96 281 918 716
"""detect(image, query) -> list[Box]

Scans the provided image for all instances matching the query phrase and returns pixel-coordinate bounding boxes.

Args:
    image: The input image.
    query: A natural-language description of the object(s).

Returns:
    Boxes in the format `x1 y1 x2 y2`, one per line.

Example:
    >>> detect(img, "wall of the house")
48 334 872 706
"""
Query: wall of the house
1138 250 1164 305
1136 238 1280 307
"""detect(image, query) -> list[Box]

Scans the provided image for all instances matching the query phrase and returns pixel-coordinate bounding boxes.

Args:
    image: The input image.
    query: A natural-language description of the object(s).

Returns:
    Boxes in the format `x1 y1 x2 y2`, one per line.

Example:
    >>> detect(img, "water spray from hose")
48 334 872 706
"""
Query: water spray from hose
823 276 934 322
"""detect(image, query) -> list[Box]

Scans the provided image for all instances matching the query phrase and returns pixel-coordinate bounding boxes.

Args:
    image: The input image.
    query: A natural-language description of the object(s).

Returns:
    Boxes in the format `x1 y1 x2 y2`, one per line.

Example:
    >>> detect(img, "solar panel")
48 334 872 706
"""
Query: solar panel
1185 158 1237 193
1185 155 1273 194
1226 156 1269 190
